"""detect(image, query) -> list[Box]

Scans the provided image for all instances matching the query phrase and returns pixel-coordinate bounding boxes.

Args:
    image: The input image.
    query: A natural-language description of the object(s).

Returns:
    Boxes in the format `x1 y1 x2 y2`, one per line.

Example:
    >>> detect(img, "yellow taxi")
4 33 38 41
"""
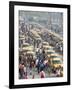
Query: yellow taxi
22 43 34 52
51 57 63 69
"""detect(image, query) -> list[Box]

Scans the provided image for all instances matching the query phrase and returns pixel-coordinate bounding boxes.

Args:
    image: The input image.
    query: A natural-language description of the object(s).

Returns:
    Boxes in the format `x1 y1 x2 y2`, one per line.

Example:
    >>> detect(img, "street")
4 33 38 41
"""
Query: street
19 11 63 79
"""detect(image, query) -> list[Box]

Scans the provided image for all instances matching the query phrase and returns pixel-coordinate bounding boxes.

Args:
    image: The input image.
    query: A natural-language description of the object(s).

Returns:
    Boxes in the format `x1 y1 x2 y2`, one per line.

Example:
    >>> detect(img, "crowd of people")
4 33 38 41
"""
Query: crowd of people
19 15 63 79
19 48 63 79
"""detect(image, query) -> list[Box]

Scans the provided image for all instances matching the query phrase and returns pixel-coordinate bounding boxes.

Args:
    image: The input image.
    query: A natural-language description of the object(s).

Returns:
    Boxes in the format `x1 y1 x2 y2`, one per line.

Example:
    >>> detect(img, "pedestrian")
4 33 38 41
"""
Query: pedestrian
56 68 61 77
23 66 26 75
19 64 24 79
35 58 38 67
37 61 40 73
40 63 45 72
24 72 28 79
39 70 46 78
32 75 35 79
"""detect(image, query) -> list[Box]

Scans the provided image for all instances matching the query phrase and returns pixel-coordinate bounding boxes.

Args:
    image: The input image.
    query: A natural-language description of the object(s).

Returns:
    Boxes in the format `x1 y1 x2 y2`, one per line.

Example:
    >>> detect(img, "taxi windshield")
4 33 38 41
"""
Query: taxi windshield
52 60 62 64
